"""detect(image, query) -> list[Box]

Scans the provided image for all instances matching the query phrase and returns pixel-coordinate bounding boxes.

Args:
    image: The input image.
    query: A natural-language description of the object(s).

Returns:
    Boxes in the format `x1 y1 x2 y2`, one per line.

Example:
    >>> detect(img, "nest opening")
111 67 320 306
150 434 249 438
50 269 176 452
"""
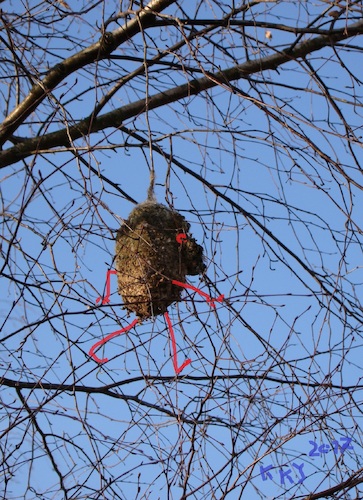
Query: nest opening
115 201 205 319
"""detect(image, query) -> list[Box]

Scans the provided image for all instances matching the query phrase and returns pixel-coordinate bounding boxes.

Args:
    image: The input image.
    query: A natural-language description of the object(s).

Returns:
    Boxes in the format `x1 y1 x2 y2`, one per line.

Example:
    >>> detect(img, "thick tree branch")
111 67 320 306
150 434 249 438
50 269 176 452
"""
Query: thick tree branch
302 470 363 499
0 19 362 168
0 0 175 147
2 374 361 394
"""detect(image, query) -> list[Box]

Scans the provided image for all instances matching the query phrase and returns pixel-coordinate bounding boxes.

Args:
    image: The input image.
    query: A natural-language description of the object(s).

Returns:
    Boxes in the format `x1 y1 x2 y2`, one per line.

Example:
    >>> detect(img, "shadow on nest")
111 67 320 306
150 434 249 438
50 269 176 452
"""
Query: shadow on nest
115 201 205 319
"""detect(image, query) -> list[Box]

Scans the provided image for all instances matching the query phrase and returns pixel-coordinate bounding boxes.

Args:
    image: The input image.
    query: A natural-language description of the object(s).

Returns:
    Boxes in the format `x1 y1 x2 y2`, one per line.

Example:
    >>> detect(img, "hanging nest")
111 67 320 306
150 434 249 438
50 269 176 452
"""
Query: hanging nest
115 201 205 319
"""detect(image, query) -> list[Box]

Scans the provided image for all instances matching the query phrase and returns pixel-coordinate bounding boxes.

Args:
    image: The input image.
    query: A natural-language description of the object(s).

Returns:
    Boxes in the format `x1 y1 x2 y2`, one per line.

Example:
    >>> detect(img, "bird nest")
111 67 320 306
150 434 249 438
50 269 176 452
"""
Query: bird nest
115 201 205 319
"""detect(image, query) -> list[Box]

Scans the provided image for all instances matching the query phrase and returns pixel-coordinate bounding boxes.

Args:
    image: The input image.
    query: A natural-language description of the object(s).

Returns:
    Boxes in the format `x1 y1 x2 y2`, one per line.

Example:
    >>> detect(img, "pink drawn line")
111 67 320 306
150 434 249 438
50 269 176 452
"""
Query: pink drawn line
164 312 191 374
96 270 117 304
89 318 138 364
172 280 224 308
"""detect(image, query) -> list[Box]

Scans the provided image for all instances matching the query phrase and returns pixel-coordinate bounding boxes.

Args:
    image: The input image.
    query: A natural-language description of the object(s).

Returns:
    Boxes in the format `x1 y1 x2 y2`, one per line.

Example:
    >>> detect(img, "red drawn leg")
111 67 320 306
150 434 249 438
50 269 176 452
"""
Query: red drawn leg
89 318 138 364
164 312 191 374
96 270 117 304
172 280 224 308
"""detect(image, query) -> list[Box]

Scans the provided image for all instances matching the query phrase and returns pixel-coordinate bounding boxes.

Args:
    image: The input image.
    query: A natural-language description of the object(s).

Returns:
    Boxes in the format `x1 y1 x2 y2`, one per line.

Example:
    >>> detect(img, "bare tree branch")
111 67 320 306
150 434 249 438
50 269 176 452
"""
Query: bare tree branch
1 19 362 168
1 1 363 498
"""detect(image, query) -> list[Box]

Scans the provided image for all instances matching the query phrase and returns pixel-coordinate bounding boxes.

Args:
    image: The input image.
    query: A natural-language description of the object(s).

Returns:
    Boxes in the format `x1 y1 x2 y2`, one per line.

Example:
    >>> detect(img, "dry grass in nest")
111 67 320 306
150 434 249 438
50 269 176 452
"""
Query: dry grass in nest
115 202 205 319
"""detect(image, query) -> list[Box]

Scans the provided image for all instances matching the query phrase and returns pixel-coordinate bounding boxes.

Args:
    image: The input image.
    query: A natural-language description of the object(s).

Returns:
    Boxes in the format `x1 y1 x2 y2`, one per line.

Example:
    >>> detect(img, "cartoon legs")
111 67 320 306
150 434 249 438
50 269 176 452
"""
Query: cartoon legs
89 313 191 374
89 269 224 373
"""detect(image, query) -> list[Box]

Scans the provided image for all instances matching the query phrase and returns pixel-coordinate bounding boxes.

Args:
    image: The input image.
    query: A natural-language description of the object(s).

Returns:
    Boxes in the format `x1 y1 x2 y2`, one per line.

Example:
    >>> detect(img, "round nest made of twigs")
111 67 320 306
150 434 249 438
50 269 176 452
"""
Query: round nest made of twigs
115 201 205 319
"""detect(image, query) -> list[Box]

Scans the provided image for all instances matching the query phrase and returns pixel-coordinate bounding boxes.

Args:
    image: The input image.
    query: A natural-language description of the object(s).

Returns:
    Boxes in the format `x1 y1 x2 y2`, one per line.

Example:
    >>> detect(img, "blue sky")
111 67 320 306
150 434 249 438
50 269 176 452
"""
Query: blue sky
1 1 363 499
